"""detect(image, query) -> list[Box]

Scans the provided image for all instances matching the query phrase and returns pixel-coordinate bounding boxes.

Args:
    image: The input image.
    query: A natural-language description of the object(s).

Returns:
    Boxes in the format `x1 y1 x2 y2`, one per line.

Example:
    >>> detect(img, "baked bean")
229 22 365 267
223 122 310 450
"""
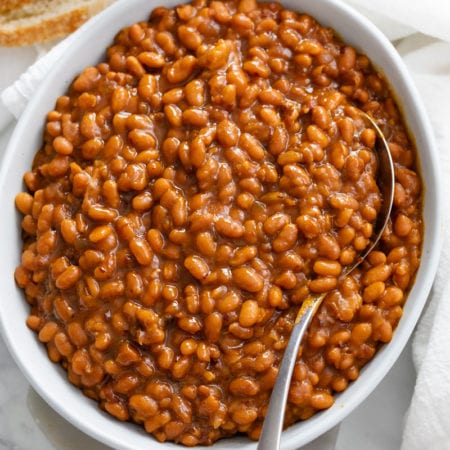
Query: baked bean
38 321 59 342
53 136 74 155
210 0 232 22
239 300 259 327
231 404 258 425
184 255 210 280
129 238 153 265
387 246 407 263
317 234 341 260
239 133 265 160
310 276 338 293
394 213 414 237
363 264 392 285
313 259 342 277
204 312 223 343
232 267 264 292
272 223 298 252
88 205 118 222
155 30 176 54
216 290 241 313
15 192 34 215
185 79 205 106
382 286 404 307
182 108 209 127
230 246 257 266
178 25 202 50
274 270 296 289
263 213 289 235
229 376 259 396
363 281 385 302
193 232 214 257
215 217 245 238
164 104 183 128
167 55 197 84
217 119 239 147
55 266 81 290
139 51 166 69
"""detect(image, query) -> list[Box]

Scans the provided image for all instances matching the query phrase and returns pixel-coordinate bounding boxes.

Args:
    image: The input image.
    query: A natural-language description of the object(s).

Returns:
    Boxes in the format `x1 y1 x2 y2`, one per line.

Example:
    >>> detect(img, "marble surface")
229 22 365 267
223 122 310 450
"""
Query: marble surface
0 40 417 450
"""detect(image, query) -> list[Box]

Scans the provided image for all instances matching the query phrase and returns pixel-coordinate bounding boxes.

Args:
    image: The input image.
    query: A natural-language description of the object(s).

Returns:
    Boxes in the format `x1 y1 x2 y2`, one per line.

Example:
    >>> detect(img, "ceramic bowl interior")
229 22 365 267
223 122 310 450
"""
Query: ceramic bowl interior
0 0 441 449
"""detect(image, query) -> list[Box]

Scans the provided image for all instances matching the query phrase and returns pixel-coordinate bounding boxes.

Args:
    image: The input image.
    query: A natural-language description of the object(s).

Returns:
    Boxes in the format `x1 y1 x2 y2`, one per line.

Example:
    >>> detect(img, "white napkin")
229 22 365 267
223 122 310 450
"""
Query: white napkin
0 36 71 132
350 2 450 447
346 3 450 447
345 0 450 42
1 2 450 450
396 36 450 450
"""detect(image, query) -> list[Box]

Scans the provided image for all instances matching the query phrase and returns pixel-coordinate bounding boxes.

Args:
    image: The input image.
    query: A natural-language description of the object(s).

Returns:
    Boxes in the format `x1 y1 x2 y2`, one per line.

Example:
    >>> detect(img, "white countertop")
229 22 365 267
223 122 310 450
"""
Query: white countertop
0 40 419 450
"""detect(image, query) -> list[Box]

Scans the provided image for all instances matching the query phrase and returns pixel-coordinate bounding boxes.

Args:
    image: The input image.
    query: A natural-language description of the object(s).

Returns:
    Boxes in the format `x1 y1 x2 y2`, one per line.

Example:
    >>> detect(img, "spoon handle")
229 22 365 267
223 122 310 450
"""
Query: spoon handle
257 293 326 450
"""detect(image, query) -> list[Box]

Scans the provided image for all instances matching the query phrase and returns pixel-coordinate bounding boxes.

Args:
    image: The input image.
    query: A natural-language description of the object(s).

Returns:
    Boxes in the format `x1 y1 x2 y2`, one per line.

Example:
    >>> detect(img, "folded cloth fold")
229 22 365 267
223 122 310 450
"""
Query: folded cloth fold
1 36 71 117
345 0 450 42
401 278 450 450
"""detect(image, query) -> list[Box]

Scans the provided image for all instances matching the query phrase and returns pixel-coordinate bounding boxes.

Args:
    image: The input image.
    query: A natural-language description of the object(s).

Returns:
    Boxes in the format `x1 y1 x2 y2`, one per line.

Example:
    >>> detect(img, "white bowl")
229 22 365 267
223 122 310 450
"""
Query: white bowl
0 0 442 449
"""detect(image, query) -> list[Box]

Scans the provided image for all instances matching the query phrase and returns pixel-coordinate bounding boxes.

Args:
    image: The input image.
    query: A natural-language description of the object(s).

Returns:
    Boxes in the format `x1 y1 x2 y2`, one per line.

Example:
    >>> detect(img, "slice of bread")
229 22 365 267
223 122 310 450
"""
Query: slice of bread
0 0 117 46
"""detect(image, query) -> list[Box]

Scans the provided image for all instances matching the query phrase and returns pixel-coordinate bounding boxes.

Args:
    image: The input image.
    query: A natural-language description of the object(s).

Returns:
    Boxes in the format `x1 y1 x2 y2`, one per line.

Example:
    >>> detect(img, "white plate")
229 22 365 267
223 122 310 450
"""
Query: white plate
0 0 442 449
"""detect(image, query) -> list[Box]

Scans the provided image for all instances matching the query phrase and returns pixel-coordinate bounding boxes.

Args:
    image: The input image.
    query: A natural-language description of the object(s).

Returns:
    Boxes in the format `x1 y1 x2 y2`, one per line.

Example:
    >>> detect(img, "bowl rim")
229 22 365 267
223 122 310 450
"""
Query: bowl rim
0 0 442 449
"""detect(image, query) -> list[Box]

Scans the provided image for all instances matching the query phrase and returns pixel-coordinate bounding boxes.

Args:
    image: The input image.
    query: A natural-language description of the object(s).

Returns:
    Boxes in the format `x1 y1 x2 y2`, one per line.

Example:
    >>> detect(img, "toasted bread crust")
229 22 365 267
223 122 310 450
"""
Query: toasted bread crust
0 0 34 14
0 0 115 46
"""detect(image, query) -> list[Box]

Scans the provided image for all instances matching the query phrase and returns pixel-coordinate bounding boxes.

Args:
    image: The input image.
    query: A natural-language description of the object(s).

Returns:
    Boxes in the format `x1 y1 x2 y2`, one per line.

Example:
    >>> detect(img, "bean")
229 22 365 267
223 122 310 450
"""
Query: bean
217 120 239 147
239 300 259 327
263 213 290 235
216 291 241 313
309 276 337 293
182 108 209 127
215 217 245 238
184 255 210 280
185 79 205 106
313 259 342 277
394 214 413 237
178 25 202 50
230 246 257 266
129 238 153 265
229 376 259 396
307 124 330 147
15 192 34 215
363 264 392 285
232 267 264 292
272 223 298 252
38 321 59 342
54 332 74 356
363 281 385 302
53 136 74 155
166 55 197 84
55 266 81 290
231 405 257 425
138 51 165 68
239 133 265 160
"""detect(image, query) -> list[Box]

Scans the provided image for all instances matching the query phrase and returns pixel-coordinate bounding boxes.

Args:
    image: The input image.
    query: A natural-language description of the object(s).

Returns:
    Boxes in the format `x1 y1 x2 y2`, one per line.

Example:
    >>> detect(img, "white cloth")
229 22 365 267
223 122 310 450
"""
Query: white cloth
397 37 450 450
345 2 450 448
1 2 450 450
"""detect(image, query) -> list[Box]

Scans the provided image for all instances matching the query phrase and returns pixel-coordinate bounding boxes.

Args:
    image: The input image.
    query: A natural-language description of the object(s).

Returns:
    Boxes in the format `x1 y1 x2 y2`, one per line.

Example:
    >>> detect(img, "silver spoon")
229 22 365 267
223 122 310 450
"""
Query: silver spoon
257 112 395 450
